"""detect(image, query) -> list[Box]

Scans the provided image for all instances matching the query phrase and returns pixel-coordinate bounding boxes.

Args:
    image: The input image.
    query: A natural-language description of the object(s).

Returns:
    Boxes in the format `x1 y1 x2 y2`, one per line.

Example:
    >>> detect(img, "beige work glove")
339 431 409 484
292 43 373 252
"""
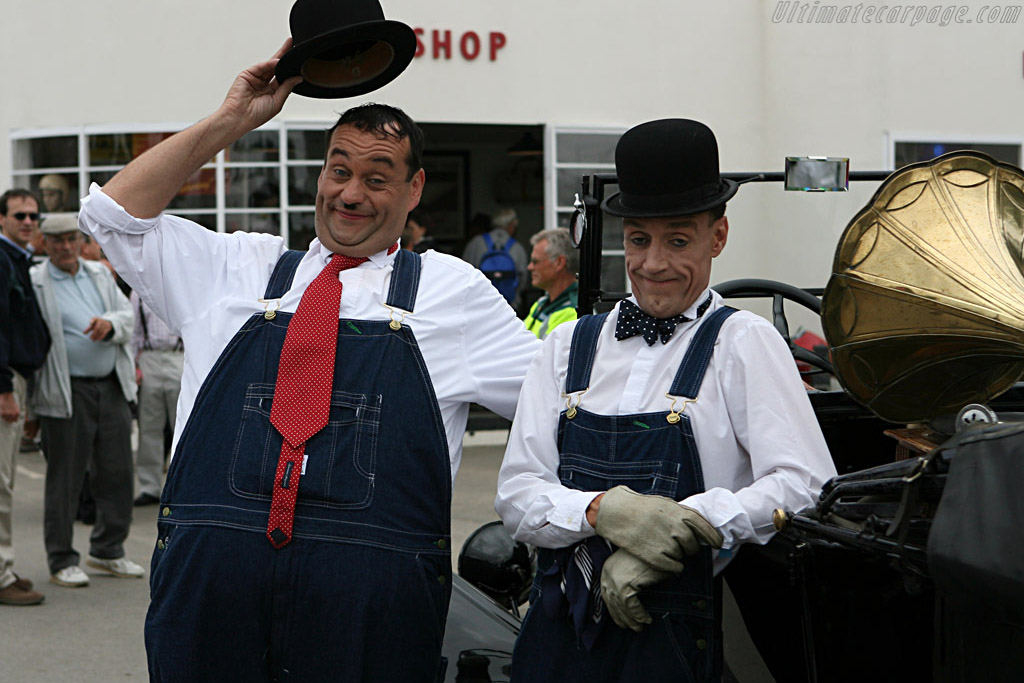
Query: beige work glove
600 548 674 632
594 485 724 572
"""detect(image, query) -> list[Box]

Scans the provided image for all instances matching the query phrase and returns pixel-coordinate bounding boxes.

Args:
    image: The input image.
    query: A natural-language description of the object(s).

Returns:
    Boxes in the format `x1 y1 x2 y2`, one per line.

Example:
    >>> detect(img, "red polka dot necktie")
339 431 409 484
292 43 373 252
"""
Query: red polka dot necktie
265 249 386 548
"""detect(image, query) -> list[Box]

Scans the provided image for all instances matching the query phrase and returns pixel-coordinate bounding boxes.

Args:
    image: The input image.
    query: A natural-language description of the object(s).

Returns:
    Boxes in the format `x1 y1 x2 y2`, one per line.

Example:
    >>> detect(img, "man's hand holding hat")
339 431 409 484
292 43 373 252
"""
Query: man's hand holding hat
218 39 303 141
593 485 723 572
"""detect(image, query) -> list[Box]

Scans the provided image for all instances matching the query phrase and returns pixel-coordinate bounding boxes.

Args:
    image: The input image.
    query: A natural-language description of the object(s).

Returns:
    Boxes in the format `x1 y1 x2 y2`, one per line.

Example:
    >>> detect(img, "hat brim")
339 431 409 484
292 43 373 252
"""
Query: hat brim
276 20 416 99
601 179 739 218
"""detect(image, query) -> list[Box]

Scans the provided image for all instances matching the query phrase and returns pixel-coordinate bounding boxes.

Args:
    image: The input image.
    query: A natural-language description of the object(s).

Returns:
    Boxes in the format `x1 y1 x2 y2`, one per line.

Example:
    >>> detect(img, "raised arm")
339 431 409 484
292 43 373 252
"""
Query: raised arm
103 40 301 219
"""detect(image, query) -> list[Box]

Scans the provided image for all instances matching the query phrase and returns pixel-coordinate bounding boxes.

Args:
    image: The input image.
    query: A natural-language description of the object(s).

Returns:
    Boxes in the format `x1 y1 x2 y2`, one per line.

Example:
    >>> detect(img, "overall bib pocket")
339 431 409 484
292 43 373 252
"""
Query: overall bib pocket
229 383 381 509
558 453 680 497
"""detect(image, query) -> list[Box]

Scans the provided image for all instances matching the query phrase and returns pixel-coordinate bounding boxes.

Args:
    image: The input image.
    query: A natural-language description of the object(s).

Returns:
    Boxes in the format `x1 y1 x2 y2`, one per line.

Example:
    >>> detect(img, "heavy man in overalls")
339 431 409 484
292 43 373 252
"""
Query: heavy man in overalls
496 119 837 681
80 40 539 681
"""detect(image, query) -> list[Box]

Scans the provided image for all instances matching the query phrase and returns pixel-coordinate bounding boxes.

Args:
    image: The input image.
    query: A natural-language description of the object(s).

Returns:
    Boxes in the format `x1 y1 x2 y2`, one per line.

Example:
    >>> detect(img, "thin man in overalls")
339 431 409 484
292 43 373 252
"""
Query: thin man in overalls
496 119 837 681
80 42 540 681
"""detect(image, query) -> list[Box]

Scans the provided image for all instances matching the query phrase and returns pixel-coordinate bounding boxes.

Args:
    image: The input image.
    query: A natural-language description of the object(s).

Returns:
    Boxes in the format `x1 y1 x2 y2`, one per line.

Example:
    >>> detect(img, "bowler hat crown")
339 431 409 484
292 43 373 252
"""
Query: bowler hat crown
602 119 737 218
276 0 416 99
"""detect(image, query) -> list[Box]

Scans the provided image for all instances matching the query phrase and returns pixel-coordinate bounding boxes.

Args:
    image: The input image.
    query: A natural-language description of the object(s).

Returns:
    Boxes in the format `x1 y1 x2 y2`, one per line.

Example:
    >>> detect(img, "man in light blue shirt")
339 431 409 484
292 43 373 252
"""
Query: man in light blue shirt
29 214 142 588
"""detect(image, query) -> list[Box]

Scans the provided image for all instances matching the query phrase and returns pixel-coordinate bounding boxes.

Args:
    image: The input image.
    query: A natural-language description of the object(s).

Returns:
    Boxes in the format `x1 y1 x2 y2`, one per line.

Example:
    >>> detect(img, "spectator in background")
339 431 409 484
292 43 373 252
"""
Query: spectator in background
0 190 51 606
402 209 436 254
523 228 579 340
29 213 143 588
462 208 529 312
130 291 183 506
466 212 492 239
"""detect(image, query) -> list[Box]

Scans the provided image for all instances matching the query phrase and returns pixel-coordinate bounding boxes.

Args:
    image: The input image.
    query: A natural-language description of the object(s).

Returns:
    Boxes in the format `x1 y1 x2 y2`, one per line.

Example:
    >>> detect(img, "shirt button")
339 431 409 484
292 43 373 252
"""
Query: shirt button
436 539 447 550
696 639 707 651
695 599 707 610
157 540 165 550
161 507 171 517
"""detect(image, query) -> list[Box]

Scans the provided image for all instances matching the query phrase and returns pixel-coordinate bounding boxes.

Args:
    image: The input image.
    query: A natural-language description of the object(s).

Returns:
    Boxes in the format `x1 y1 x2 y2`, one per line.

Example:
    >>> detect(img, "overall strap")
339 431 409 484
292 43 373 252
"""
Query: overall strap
385 249 422 312
264 250 305 299
564 312 608 393
668 306 738 399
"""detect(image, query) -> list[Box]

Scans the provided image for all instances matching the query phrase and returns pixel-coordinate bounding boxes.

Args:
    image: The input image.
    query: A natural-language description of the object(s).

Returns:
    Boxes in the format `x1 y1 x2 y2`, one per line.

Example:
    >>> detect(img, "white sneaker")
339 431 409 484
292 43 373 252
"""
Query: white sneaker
50 565 90 587
86 556 145 579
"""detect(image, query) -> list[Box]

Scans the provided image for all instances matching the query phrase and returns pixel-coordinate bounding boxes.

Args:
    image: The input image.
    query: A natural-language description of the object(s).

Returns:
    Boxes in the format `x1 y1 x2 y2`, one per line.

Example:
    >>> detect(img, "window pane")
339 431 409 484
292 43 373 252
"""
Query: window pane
287 167 319 206
289 212 317 250
13 172 81 213
13 136 78 170
601 213 624 250
287 130 327 161
228 130 279 163
557 168 613 209
894 141 1021 168
91 169 216 210
89 132 180 166
185 214 218 231
556 133 619 164
227 213 280 235
226 168 280 208
601 255 626 294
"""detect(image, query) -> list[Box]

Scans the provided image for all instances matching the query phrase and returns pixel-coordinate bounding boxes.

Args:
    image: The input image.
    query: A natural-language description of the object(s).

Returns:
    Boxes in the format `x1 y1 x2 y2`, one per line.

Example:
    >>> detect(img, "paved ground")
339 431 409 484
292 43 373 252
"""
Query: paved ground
0 430 772 682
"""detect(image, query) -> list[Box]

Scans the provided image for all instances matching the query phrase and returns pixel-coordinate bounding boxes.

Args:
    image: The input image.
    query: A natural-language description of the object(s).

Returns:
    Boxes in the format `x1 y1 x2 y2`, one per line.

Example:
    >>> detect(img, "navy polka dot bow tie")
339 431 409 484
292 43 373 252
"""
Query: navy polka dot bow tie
614 295 713 346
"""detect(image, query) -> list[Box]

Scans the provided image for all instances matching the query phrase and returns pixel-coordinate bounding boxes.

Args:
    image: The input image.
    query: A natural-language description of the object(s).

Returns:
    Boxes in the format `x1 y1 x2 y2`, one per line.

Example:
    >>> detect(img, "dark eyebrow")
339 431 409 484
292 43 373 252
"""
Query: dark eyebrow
327 148 395 168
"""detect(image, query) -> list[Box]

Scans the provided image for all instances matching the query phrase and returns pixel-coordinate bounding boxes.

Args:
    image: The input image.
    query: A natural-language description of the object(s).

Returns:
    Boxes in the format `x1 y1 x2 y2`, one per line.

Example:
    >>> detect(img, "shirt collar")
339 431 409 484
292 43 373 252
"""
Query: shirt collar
310 238 399 268
0 233 32 259
622 286 715 320
47 258 83 281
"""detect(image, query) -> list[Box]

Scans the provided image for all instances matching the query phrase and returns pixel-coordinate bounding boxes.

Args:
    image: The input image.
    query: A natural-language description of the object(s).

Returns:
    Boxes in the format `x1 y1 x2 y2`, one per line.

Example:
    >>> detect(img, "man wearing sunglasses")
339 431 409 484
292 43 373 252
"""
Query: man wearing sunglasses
0 190 51 606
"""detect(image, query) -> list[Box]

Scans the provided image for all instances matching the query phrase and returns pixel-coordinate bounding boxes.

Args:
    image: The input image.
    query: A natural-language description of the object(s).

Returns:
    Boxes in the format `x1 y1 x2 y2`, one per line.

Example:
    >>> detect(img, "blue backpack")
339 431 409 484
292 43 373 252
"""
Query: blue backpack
480 232 519 303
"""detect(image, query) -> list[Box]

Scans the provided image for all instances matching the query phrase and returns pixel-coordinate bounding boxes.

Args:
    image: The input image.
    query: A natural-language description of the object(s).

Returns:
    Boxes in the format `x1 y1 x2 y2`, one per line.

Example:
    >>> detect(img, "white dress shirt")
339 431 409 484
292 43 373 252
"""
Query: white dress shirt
80 184 541 480
495 290 837 573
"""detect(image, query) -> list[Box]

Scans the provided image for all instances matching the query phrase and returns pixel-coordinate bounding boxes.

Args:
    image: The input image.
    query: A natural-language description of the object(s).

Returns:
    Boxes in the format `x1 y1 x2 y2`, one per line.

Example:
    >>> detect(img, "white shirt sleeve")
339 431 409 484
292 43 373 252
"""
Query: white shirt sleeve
79 183 287 333
454 264 542 420
495 321 601 548
678 320 836 550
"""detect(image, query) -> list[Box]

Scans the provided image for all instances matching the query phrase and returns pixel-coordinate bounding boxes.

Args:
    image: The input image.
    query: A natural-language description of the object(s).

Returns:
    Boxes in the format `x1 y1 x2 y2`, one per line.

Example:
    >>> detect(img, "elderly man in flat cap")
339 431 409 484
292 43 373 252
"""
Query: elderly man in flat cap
30 213 142 589
496 119 836 682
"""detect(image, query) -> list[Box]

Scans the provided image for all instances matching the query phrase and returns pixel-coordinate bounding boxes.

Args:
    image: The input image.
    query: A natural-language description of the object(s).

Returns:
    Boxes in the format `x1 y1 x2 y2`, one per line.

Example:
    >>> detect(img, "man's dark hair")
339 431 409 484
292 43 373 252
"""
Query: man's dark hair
0 189 41 216
324 103 423 181
707 203 727 222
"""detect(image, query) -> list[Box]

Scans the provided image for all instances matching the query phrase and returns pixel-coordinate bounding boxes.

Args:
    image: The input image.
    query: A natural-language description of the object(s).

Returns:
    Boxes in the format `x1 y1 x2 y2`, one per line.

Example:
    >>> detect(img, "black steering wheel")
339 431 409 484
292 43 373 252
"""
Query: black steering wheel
711 278 834 376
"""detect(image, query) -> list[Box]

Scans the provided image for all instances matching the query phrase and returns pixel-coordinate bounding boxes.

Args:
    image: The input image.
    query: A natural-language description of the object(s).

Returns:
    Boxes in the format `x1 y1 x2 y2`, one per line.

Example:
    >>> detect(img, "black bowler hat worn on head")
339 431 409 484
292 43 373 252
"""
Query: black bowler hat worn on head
276 0 416 99
602 119 738 218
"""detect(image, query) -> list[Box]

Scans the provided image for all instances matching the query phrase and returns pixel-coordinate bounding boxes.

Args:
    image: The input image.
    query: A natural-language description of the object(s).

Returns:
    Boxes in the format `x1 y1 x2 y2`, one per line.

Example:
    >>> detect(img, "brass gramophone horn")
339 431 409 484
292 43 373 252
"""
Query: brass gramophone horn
821 151 1024 423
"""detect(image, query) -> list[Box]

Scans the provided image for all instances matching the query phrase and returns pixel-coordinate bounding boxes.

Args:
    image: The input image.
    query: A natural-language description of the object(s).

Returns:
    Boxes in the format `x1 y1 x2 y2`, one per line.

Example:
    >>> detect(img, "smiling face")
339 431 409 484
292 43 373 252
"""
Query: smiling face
623 211 728 318
315 124 425 258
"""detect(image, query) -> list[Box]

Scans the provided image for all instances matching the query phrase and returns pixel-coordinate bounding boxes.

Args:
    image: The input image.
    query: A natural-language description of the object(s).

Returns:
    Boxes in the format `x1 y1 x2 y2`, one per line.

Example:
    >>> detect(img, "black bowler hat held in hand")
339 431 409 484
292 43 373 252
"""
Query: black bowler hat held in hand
276 0 416 99
602 119 739 218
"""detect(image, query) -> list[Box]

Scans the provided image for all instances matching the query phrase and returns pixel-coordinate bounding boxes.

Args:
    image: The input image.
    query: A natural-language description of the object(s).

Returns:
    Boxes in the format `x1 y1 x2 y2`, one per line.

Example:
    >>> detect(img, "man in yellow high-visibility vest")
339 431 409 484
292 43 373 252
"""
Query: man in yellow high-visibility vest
524 228 578 339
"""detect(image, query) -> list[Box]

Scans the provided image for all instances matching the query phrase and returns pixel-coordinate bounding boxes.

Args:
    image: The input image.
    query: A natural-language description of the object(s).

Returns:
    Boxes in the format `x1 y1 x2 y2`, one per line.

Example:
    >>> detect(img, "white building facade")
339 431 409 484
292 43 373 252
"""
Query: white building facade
4 0 1024 318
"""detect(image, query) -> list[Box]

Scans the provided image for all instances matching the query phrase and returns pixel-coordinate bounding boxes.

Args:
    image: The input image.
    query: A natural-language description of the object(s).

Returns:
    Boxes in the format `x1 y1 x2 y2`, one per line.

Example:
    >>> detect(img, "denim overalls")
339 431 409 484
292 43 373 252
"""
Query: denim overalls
145 250 452 682
511 306 736 683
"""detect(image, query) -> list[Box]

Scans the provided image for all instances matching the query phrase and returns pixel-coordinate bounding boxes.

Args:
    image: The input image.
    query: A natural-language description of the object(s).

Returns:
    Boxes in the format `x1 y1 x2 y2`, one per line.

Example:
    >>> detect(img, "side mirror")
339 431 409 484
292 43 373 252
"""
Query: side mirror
458 521 535 616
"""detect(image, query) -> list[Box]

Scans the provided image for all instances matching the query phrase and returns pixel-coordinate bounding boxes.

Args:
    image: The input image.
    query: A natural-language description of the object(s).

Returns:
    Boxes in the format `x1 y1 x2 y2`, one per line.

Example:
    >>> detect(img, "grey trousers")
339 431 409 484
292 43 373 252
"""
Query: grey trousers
135 350 183 498
40 375 134 574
